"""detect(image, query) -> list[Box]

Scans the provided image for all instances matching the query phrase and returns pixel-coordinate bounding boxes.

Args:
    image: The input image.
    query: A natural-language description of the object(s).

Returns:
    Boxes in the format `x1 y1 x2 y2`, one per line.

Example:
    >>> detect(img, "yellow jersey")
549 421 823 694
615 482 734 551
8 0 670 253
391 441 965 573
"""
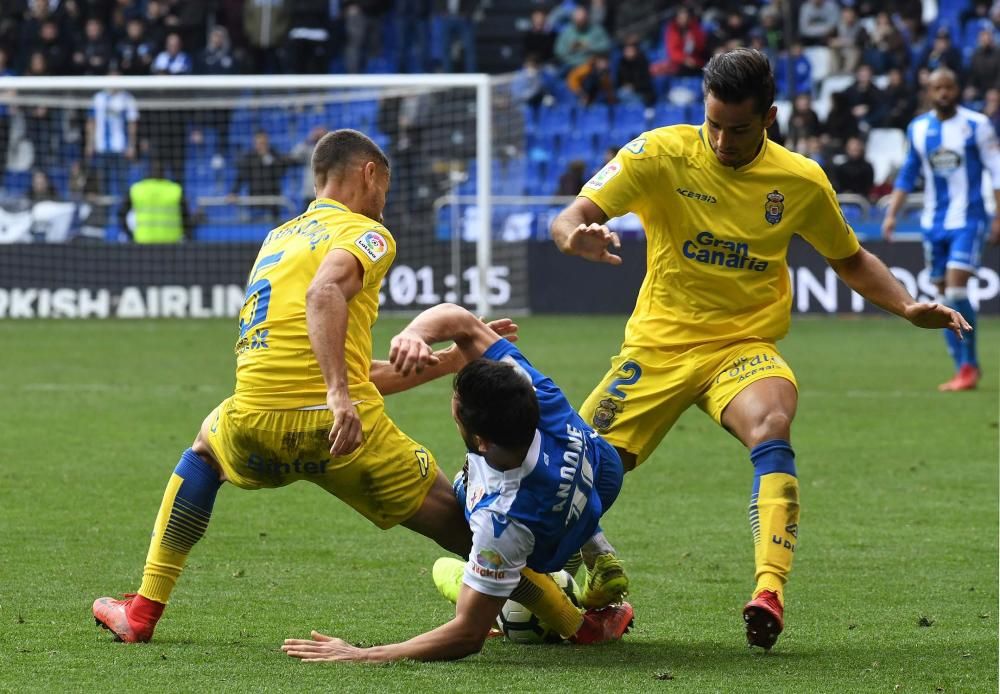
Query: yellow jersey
580 125 860 347
233 198 395 409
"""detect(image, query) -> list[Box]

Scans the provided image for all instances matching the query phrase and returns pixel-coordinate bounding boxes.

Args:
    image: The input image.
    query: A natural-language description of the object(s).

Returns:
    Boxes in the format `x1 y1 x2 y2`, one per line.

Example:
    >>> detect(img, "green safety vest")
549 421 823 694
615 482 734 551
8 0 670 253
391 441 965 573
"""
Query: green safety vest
130 178 183 243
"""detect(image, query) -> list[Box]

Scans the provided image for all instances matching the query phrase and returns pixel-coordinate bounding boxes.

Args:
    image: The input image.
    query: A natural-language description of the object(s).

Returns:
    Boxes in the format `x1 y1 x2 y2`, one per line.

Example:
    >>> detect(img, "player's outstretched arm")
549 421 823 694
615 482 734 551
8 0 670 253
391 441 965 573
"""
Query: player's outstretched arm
551 197 622 265
282 584 504 663
388 303 513 376
827 247 972 338
371 315 519 396
306 249 364 457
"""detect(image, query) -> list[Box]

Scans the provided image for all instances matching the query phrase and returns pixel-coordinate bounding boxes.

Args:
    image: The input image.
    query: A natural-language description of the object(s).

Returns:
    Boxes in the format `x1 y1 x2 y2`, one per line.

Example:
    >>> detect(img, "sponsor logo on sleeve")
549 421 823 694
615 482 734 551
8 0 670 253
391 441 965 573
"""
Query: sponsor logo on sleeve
624 137 647 155
414 448 430 478
355 229 388 262
584 162 621 190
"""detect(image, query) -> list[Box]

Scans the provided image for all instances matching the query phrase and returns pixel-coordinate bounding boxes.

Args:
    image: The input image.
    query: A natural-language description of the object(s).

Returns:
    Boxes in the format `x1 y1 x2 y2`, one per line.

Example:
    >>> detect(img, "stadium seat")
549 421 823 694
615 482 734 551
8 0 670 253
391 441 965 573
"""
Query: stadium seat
3 170 31 195
611 102 648 136
557 133 595 165
866 128 907 185
521 105 539 137
538 103 575 136
774 100 792 133
687 101 705 125
667 76 702 105
814 74 855 121
196 222 272 243
577 104 611 143
653 103 686 126
347 100 379 130
802 46 832 82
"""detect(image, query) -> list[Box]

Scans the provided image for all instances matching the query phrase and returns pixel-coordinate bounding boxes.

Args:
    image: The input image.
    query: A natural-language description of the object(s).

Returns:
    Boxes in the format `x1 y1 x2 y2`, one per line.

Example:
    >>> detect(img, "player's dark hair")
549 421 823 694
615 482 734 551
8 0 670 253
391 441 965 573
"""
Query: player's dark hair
453 359 539 451
312 129 389 188
702 48 775 116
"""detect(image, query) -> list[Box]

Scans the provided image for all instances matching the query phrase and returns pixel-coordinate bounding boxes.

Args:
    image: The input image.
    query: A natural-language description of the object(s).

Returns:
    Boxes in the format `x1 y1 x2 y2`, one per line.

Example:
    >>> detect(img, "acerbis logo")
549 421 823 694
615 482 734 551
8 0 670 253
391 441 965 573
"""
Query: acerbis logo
675 187 717 204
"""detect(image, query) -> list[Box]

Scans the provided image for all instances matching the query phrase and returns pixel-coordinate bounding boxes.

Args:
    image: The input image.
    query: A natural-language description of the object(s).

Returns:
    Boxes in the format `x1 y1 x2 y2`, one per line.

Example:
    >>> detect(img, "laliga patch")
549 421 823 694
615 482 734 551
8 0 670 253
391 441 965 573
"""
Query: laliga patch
355 229 388 262
624 137 646 155
585 162 621 190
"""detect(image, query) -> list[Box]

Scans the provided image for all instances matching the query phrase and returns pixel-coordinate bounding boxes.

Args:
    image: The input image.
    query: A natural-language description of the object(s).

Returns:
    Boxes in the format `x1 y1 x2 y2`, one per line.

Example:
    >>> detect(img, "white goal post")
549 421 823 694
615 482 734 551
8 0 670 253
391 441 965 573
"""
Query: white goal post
0 73 500 316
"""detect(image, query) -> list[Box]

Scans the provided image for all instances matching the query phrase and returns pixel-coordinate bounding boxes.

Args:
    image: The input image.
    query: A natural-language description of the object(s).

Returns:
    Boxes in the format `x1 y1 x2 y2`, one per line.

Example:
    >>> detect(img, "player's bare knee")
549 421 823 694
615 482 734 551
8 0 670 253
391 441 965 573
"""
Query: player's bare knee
748 411 793 447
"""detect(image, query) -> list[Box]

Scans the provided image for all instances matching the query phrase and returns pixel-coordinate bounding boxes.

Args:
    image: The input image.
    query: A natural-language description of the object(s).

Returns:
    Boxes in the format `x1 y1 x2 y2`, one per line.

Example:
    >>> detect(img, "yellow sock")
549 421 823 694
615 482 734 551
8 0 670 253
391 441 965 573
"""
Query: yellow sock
511 568 583 638
138 450 221 604
750 472 798 604
748 440 799 605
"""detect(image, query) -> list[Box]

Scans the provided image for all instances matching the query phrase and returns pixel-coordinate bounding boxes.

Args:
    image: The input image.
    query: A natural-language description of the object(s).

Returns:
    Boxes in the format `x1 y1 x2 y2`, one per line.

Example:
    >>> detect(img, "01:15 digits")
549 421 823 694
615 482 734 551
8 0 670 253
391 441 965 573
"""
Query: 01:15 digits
379 265 512 308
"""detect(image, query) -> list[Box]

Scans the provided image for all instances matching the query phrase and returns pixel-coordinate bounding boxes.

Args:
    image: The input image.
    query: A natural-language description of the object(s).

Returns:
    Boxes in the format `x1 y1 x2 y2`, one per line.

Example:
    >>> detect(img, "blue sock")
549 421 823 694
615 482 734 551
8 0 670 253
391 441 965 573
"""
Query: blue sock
947 289 978 368
140 448 223 602
940 293 962 369
161 449 222 554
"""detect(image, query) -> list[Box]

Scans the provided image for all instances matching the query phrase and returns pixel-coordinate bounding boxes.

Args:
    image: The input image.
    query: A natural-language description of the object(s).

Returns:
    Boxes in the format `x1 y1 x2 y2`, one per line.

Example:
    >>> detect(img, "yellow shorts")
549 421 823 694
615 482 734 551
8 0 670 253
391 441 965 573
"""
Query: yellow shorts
579 339 797 465
204 396 437 529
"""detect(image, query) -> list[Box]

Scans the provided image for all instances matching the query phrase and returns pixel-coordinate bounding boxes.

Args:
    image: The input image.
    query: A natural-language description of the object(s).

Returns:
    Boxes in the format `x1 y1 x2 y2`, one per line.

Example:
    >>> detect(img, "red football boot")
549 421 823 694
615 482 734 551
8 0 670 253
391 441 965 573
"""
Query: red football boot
939 364 981 392
570 602 634 645
743 590 783 649
93 593 164 643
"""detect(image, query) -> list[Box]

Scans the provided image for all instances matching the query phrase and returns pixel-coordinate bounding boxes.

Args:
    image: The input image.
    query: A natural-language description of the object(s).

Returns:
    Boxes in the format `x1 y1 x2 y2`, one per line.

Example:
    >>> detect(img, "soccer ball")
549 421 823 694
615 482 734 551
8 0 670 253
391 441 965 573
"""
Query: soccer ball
497 570 582 644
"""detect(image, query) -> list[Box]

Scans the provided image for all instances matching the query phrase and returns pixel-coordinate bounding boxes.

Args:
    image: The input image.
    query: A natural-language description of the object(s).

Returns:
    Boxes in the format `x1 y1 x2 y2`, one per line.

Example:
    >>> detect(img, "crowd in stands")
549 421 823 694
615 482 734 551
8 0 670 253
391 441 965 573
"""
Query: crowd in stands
1 0 999 241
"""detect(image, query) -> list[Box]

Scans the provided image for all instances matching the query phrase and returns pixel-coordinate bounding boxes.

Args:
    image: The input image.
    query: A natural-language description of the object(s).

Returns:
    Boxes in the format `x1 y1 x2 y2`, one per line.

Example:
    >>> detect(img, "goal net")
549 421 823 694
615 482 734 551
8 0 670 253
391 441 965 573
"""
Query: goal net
0 74 530 318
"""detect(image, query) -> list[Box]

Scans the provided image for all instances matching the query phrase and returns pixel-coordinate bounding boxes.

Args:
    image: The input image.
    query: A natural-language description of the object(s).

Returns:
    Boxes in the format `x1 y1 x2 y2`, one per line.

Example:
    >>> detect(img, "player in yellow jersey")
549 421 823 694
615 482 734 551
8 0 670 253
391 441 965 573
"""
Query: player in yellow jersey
550 49 971 650
92 129 616 650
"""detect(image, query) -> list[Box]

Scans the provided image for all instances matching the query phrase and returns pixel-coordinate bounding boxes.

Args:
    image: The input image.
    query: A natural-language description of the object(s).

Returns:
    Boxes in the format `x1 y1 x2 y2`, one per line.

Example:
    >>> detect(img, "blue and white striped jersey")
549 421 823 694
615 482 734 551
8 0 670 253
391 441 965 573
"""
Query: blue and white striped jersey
461 339 620 598
90 90 138 154
895 106 1000 230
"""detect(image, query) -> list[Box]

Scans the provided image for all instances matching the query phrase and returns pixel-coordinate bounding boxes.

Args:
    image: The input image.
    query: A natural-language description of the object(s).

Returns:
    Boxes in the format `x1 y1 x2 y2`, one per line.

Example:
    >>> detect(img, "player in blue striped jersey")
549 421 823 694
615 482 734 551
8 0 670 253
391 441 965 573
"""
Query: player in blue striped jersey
283 304 633 663
883 68 1000 391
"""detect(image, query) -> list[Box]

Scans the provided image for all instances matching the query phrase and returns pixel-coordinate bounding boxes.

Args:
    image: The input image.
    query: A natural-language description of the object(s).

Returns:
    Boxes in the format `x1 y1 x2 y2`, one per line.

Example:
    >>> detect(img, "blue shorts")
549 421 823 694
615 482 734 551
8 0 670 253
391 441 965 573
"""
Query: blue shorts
593 436 624 515
922 221 987 282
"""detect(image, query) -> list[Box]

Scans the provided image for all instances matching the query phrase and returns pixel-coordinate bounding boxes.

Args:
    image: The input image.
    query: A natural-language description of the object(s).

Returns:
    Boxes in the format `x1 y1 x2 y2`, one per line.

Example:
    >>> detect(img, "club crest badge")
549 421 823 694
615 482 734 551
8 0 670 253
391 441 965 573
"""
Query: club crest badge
592 397 622 432
764 189 784 225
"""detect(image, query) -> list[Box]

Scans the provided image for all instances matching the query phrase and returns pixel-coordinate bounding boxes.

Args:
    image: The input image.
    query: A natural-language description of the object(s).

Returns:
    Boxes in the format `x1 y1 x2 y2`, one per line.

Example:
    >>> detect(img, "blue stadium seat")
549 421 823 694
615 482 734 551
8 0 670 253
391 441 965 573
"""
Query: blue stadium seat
687 101 705 124
196 222 272 243
551 78 576 104
538 103 575 136
612 102 648 132
559 129 595 160
653 103 686 126
521 105 539 137
365 56 392 74
652 74 671 100
577 104 611 141
3 170 30 195
347 100 379 130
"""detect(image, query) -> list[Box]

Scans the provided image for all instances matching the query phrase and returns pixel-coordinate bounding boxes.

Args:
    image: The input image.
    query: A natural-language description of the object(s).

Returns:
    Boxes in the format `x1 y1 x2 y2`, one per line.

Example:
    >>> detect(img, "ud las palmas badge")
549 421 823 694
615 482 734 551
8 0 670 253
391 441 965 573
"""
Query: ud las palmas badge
764 189 784 225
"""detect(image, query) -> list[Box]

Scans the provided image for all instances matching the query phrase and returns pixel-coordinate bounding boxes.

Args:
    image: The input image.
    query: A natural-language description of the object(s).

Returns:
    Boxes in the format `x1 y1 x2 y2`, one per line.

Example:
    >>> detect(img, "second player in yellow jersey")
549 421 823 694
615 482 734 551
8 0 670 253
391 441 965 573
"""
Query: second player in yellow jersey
552 48 970 651
580 123 860 348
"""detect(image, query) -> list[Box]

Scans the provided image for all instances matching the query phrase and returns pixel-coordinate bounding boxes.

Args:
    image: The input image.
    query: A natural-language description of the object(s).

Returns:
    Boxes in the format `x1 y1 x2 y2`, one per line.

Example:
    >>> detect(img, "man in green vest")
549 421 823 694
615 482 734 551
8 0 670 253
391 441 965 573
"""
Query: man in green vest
122 161 191 243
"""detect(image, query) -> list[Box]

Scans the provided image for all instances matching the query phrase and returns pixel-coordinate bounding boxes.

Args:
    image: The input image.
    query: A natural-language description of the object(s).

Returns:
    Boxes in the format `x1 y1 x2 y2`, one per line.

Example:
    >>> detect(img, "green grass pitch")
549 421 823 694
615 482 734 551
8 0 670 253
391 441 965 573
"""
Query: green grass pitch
0 316 996 693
